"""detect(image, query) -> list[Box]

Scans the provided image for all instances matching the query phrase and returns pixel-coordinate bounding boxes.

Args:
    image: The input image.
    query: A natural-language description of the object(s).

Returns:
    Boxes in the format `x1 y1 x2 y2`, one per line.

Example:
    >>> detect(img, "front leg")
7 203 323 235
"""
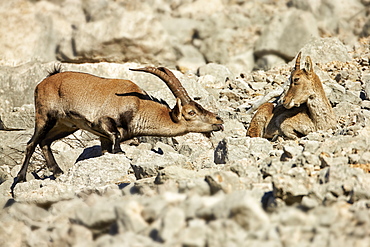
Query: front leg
97 117 124 154
100 136 113 154
112 134 123 154
100 135 123 154
280 125 299 140
280 112 314 139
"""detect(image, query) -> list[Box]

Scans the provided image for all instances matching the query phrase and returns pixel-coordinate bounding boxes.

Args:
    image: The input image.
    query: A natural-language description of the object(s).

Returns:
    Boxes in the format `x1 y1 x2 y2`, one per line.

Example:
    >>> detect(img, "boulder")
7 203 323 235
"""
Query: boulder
64 153 132 188
13 179 75 205
0 2 57 65
131 146 190 180
198 63 234 86
299 37 351 64
59 2 175 64
254 9 319 66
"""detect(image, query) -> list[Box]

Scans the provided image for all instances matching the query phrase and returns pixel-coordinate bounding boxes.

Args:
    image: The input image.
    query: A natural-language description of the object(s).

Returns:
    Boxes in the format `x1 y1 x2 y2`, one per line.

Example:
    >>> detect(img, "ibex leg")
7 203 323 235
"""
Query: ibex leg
100 136 113 154
247 102 274 138
39 123 78 176
97 117 123 154
16 117 57 183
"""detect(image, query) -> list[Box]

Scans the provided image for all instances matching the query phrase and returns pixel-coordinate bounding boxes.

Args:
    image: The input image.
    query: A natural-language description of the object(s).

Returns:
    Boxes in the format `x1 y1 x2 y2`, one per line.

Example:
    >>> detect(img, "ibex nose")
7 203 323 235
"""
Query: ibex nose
283 99 295 109
282 99 288 107
214 116 224 131
216 116 224 125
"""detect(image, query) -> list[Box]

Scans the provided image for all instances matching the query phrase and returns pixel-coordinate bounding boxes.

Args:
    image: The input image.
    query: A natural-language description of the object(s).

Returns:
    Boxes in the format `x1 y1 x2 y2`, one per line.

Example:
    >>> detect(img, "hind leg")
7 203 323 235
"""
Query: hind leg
16 115 57 183
247 103 274 138
40 122 78 177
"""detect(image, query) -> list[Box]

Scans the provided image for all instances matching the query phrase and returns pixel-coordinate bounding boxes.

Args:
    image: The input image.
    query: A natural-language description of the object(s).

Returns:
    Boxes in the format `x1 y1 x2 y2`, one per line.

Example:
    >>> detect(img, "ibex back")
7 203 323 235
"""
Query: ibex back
247 52 335 139
14 67 223 186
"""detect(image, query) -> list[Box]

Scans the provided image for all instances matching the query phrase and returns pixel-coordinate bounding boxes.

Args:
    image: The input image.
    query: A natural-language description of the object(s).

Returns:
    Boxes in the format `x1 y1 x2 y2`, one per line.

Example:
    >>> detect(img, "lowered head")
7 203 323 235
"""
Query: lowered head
130 67 224 134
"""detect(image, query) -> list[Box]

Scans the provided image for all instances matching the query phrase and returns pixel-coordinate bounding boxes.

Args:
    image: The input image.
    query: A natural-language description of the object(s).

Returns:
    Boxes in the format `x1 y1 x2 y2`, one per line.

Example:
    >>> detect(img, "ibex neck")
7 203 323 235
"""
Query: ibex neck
130 111 188 137
307 95 335 131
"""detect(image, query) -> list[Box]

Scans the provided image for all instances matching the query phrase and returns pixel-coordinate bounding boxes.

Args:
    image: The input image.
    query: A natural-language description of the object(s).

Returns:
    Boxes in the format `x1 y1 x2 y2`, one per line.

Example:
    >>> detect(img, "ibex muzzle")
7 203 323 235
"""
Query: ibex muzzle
13 66 223 189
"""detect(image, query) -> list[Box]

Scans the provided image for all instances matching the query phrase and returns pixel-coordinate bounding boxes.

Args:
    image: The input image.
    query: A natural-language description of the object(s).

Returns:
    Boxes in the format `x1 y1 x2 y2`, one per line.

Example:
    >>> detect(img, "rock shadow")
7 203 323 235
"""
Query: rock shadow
76 145 102 163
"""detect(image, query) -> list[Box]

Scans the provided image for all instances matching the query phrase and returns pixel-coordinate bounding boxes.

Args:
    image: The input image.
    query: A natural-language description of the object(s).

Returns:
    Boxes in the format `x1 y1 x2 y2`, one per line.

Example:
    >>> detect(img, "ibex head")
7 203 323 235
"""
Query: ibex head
130 67 224 133
283 52 323 109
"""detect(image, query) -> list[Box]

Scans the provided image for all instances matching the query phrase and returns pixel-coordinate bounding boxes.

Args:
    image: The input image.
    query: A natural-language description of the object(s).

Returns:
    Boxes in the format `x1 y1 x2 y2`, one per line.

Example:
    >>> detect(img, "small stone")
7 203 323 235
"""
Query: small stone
158 207 186 243
301 196 319 210
115 200 148 233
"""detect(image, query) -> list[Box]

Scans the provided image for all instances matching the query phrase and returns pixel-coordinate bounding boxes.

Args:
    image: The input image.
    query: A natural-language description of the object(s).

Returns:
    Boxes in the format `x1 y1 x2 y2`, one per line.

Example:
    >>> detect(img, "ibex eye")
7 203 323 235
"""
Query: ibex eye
188 111 196 116
293 78 300 83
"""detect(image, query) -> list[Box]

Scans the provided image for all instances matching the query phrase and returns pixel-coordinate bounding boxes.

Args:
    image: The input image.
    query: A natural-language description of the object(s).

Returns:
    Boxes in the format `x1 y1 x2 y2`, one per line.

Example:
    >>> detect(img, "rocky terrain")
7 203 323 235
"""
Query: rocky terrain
1 0 370 246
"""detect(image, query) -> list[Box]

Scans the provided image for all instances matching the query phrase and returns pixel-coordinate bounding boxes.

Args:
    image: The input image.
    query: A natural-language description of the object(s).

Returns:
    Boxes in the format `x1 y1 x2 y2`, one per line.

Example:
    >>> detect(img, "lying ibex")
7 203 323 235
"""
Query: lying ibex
247 52 336 139
14 66 223 185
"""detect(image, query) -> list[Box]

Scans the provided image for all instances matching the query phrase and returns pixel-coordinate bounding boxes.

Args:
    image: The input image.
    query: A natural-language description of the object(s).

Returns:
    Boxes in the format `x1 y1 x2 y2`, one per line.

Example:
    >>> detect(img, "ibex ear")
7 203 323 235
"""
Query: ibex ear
304 56 313 73
170 98 183 123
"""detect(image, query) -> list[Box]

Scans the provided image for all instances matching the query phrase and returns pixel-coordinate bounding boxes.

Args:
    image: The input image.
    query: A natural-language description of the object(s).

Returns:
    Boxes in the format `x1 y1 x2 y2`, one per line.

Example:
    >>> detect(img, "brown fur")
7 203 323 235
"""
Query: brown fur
14 68 223 186
247 52 335 140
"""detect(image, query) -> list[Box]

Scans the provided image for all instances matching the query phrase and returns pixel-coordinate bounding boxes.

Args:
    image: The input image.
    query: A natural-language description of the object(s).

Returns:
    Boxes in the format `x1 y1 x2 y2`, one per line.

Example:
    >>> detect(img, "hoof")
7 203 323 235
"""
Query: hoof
15 174 27 184
53 168 64 177
10 176 25 197
112 147 125 154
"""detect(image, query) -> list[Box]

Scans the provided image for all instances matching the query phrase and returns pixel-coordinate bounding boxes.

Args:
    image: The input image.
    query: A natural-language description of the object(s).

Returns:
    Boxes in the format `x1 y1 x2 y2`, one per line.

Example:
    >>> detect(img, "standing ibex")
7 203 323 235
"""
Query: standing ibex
14 67 223 186
247 52 336 139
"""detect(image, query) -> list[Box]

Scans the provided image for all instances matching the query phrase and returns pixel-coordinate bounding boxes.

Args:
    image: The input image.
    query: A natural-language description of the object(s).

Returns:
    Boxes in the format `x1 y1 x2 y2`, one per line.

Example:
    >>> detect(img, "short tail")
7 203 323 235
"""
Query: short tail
47 63 63 77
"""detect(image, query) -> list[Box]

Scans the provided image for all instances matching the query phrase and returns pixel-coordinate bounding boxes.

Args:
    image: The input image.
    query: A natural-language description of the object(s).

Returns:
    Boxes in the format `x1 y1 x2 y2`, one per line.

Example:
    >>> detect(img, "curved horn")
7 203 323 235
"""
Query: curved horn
130 67 192 105
294 52 302 70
